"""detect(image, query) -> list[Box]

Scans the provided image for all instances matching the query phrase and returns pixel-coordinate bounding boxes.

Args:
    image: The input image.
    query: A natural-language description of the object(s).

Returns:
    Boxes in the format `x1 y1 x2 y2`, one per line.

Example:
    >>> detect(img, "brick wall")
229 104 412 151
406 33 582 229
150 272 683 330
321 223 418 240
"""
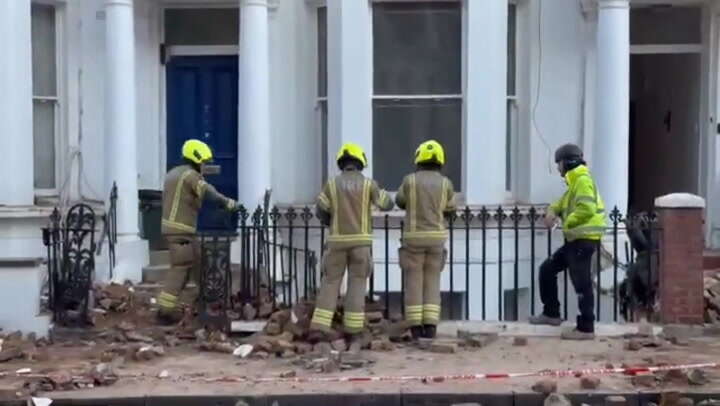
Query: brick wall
657 196 705 324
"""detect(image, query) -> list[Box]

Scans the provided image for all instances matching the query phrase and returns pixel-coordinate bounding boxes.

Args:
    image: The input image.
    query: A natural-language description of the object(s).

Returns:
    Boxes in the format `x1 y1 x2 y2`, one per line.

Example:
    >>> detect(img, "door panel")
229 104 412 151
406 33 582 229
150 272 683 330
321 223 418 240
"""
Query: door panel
167 56 238 231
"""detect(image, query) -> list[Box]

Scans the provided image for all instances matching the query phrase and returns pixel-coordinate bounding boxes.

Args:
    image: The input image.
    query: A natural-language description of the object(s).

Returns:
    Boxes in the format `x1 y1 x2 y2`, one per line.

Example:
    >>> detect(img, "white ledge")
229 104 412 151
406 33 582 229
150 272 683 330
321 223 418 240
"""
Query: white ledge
655 193 705 209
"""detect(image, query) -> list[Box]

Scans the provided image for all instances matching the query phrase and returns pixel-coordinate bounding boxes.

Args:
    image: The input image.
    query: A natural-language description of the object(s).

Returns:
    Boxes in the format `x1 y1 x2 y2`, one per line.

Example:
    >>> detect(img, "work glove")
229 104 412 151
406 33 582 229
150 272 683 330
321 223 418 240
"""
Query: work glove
226 199 242 212
543 212 558 229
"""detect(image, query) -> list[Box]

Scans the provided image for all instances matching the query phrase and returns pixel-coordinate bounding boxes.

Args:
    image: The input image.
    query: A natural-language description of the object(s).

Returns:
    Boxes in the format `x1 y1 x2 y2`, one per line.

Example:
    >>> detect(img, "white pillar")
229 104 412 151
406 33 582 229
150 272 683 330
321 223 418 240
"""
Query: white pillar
105 0 146 282
593 0 630 212
0 0 34 206
238 0 271 209
463 0 507 204
326 0 373 178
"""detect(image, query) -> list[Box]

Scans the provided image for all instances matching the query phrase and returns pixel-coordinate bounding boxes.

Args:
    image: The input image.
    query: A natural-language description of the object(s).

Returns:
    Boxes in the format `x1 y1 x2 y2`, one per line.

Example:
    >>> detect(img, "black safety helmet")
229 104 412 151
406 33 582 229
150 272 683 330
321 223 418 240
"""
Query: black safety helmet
554 143 585 173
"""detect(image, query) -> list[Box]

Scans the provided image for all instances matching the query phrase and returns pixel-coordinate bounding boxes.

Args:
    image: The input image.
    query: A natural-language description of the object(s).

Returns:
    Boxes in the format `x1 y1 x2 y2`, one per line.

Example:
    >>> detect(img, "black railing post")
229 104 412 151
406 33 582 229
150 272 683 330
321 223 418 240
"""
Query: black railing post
529 206 537 316
400 220 405 318
611 207 621 322
384 214 390 319
462 206 472 320
239 206 250 303
448 210 455 319
302 207 312 300
286 208 297 306
270 207 280 310
512 206 520 321
480 206 488 320
496 207 505 321
596 239 602 321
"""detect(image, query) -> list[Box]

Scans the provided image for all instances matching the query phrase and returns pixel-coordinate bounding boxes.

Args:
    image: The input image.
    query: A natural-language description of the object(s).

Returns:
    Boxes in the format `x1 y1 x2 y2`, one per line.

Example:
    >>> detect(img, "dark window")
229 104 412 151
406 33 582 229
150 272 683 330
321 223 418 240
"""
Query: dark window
317 7 328 184
165 8 239 46
372 2 462 190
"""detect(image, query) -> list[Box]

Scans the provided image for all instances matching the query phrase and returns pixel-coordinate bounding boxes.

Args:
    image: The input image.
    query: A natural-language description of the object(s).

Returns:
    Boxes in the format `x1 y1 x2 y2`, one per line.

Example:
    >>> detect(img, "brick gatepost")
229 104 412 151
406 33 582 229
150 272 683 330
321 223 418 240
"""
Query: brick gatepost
655 193 705 324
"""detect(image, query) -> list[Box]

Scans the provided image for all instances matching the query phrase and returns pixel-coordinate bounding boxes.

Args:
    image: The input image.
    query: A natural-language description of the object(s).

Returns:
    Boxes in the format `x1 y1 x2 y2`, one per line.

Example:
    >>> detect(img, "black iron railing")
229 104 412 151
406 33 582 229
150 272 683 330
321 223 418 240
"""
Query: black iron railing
42 204 97 325
224 205 659 324
97 182 118 279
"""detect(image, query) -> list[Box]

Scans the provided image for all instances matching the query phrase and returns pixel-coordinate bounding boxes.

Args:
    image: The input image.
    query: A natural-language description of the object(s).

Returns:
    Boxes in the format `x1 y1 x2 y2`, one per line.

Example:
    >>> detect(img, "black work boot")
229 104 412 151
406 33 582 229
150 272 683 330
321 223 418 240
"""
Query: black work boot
410 326 425 340
422 324 437 339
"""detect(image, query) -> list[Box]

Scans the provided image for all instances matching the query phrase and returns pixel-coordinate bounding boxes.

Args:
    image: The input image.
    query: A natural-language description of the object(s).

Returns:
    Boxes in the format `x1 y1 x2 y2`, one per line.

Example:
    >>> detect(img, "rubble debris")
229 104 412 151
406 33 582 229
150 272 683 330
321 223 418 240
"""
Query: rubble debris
258 302 274 319
198 341 235 354
430 341 458 354
117 321 136 332
580 376 601 389
242 303 258 321
545 394 571 406
124 331 154 343
279 370 297 378
638 324 654 337
631 372 656 387
661 392 682 406
513 337 528 347
47 371 74 390
370 339 395 352
194 329 208 342
678 398 695 406
605 396 627 406
88 362 118 386
314 342 333 356
531 379 557 394
15 368 31 375
458 331 498 348
366 312 384 323
331 339 347 352
252 351 269 360
687 368 710 386
0 347 23 363
661 369 686 384
234 344 254 358
158 370 170 379
668 336 690 347
625 339 643 351
295 342 313 355
697 400 720 406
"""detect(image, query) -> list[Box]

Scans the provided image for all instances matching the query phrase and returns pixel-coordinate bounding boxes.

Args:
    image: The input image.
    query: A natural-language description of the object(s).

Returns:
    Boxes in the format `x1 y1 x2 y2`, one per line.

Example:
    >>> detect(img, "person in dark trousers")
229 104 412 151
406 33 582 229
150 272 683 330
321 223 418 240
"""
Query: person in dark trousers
529 144 607 340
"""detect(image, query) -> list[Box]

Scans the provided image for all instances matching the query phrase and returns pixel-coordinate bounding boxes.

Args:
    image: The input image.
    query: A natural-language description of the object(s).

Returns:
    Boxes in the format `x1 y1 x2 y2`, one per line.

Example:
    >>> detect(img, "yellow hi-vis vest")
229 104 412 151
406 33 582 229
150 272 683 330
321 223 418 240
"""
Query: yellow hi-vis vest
548 165 607 242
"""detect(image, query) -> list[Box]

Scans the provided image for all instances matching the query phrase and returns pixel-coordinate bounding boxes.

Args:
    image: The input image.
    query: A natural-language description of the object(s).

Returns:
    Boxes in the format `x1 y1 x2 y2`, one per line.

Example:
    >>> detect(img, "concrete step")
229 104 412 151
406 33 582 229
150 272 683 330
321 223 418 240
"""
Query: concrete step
149 250 170 267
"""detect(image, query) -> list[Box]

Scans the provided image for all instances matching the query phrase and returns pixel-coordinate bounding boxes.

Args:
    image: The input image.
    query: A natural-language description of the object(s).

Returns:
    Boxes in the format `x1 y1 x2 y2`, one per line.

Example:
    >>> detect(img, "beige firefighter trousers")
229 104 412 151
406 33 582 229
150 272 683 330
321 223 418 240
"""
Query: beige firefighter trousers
311 246 372 334
399 244 447 326
157 236 201 315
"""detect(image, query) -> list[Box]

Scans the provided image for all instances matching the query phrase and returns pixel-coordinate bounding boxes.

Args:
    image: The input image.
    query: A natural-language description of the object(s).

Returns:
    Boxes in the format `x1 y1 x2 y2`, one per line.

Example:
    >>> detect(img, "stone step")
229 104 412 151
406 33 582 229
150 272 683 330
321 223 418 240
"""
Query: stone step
149 250 170 267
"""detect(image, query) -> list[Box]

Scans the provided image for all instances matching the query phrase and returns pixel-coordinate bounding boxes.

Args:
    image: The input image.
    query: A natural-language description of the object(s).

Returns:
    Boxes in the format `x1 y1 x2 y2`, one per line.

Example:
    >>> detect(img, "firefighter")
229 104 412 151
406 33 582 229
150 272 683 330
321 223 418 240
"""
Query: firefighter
156 139 239 324
529 143 606 340
309 143 394 342
395 140 455 340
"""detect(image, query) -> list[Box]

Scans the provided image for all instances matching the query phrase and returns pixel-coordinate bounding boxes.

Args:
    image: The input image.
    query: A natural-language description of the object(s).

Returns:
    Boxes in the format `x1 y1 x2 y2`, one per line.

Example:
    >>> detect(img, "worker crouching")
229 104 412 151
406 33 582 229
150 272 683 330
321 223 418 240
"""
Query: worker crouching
309 143 394 343
396 140 456 340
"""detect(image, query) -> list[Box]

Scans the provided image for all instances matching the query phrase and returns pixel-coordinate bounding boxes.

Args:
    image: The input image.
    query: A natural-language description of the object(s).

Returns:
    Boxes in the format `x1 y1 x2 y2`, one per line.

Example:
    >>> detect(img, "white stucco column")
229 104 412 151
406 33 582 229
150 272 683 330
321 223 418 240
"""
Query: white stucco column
0 0 34 206
238 0 271 208
593 0 630 212
463 0 507 204
326 0 373 177
105 0 146 282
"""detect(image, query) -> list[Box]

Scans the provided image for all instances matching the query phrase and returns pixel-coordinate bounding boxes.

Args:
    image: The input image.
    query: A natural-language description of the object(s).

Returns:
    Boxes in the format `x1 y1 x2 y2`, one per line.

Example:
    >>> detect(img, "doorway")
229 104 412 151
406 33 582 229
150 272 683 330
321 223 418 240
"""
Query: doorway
628 6 703 213
166 56 239 231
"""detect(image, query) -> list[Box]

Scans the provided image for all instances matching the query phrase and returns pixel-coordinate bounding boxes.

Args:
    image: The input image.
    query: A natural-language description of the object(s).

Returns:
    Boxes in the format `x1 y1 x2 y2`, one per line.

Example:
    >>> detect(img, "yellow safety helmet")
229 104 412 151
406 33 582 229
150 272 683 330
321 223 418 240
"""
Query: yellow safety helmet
182 139 213 164
336 142 368 169
414 140 445 166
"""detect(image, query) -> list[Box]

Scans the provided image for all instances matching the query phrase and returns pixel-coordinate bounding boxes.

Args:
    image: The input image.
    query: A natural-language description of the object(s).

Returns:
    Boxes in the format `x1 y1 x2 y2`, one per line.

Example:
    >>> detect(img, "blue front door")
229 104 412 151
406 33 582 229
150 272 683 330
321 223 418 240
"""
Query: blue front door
166 56 238 231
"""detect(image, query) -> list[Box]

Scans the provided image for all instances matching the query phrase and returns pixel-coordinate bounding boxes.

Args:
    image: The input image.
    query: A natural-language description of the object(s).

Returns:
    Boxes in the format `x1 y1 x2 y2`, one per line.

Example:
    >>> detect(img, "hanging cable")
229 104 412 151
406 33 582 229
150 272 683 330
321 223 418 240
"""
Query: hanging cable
531 0 554 173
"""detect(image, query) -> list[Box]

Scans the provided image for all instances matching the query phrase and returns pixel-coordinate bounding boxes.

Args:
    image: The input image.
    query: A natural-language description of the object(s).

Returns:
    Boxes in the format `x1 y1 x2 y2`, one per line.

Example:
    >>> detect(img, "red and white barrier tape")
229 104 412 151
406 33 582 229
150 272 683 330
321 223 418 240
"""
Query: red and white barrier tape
192 361 720 385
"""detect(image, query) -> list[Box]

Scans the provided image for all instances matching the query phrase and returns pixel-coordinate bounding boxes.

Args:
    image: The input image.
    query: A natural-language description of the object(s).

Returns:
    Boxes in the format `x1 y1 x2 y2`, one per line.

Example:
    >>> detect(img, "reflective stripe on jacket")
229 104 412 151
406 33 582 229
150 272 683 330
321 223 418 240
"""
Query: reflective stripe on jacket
396 170 456 246
316 169 394 248
161 165 234 235
548 165 606 241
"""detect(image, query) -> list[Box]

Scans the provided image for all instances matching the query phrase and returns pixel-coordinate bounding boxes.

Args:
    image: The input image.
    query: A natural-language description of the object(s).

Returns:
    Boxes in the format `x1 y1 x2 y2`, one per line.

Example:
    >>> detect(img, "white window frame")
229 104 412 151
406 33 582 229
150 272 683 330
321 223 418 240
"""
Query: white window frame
506 1 519 197
371 1 464 192
311 2 328 184
32 1 65 197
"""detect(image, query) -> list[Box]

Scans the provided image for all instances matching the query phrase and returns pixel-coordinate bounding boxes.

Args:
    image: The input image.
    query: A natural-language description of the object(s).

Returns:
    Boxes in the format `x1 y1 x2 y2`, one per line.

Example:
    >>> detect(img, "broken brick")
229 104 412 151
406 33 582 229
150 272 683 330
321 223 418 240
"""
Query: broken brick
0 348 22 363
280 370 297 378
631 372 656 387
625 339 643 351
513 337 528 347
580 376 601 390
688 369 710 386
331 339 347 352
243 303 258 321
430 341 458 354
531 379 557 394
370 339 395 352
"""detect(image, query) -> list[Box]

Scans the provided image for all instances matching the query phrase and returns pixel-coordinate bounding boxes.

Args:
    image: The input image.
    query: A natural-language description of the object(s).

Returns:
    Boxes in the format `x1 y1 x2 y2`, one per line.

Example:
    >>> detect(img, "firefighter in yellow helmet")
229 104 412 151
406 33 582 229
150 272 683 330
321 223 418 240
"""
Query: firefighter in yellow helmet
156 139 239 324
395 140 455 339
309 143 394 343
529 143 606 340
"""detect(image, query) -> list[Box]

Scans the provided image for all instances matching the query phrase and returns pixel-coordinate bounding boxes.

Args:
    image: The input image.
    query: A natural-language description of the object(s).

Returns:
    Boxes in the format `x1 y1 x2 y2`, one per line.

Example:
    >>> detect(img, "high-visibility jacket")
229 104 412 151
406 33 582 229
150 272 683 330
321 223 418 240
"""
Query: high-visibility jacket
395 170 456 247
161 165 235 235
316 169 394 248
548 165 606 242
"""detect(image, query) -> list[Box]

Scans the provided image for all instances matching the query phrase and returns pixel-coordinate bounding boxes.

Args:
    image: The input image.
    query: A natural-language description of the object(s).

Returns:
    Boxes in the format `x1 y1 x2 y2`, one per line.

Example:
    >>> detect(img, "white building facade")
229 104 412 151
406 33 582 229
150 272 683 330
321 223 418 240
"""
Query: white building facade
1 0 719 330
